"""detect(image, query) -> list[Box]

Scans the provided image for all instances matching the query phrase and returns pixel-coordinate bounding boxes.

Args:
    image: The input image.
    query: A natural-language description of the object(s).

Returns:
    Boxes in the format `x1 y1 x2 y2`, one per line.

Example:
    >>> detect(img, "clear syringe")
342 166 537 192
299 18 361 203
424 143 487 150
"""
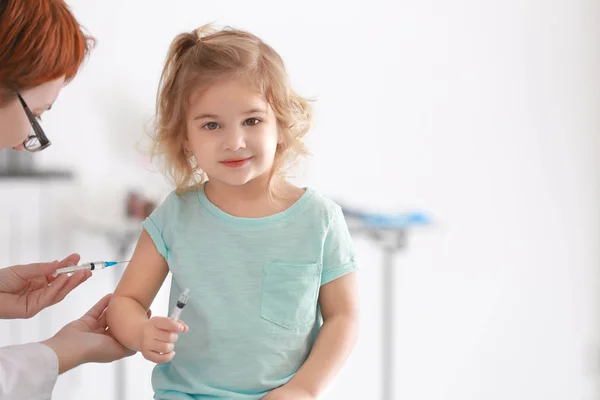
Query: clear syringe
52 260 129 277
170 288 190 321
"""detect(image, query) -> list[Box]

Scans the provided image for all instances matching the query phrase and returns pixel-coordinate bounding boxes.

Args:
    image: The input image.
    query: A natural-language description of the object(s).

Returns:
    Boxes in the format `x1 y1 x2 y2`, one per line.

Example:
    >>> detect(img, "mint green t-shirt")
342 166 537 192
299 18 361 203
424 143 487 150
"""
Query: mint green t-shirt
142 184 358 399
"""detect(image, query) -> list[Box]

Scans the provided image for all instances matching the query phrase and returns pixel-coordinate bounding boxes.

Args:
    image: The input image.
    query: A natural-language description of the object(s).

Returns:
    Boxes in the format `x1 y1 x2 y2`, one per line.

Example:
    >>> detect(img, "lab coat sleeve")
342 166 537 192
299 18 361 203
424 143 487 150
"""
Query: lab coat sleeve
0 342 58 400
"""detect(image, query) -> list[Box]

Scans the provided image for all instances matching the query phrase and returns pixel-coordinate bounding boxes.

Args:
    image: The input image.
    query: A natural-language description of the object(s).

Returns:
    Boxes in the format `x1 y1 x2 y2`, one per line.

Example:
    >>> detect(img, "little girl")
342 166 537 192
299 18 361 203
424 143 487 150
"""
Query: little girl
107 25 359 400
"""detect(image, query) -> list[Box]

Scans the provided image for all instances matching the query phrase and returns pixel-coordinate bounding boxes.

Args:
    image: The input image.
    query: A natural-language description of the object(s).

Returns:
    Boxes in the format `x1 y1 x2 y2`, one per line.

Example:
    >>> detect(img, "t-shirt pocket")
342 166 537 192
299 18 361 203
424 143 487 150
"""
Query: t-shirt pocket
260 262 321 329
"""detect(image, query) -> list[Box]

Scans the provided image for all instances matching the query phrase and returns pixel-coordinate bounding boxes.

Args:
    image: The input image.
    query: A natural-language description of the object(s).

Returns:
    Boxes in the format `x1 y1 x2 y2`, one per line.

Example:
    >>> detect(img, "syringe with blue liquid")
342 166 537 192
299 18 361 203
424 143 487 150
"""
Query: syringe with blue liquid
52 260 130 277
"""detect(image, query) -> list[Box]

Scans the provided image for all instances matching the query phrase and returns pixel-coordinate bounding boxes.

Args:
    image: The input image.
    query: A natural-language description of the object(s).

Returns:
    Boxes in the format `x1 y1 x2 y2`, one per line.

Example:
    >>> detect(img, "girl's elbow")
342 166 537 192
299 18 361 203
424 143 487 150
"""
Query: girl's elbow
105 298 118 329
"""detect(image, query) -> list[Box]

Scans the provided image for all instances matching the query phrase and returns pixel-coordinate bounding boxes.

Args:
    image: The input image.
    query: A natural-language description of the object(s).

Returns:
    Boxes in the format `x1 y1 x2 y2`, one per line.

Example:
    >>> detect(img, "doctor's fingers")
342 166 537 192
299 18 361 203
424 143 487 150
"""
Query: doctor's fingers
35 270 89 314
50 270 91 304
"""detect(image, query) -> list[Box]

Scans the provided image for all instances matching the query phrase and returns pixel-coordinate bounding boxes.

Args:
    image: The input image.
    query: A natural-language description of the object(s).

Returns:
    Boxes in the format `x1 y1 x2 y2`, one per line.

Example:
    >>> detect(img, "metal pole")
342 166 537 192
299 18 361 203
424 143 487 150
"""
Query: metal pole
382 246 395 400
334 211 414 400
380 229 405 400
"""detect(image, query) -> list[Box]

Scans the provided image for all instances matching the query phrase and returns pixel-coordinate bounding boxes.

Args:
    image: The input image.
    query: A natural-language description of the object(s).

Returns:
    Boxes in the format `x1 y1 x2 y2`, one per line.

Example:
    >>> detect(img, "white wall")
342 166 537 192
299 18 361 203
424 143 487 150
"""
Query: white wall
9 0 599 399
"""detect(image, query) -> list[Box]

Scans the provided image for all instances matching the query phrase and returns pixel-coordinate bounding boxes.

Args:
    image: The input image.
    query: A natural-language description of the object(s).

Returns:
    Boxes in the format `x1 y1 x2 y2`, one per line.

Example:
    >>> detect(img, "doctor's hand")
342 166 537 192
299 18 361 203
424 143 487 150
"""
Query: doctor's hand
0 253 91 319
42 294 144 374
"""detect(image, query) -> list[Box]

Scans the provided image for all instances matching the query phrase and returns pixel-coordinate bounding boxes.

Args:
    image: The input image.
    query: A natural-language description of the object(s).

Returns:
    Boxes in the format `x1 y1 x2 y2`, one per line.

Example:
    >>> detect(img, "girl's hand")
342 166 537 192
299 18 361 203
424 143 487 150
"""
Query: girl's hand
140 316 188 363
262 384 315 400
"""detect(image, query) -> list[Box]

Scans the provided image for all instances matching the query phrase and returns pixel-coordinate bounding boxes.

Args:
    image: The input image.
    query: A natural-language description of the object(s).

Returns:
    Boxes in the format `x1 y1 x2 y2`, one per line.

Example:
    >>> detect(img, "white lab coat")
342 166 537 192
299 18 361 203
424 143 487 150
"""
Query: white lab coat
0 343 58 400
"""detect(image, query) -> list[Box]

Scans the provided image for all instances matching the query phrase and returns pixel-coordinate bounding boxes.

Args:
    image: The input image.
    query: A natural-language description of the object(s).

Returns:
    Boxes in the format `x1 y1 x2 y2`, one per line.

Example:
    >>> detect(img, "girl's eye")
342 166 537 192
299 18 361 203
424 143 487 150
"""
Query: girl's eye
203 122 220 130
244 118 261 126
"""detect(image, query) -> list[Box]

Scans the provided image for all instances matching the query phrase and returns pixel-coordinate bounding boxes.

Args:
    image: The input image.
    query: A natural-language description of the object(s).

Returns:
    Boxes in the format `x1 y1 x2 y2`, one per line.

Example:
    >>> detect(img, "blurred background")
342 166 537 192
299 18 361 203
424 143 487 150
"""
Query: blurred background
1 0 600 399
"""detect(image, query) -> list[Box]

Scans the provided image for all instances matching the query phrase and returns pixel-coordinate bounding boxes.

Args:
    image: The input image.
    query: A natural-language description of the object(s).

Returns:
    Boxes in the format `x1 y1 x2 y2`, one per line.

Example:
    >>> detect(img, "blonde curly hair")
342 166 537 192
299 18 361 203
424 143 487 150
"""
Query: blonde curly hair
151 24 312 194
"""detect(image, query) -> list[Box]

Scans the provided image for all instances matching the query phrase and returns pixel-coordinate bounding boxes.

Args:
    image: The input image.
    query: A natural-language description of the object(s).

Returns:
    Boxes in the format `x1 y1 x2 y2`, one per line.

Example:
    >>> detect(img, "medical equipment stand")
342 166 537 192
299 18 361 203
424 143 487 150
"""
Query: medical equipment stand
341 205 430 400
107 227 140 400
76 218 140 400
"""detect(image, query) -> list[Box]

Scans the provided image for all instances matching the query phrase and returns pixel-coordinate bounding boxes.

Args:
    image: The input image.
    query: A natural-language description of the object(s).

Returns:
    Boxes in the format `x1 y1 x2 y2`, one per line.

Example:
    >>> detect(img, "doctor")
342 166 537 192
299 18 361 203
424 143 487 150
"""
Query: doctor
0 1 137 399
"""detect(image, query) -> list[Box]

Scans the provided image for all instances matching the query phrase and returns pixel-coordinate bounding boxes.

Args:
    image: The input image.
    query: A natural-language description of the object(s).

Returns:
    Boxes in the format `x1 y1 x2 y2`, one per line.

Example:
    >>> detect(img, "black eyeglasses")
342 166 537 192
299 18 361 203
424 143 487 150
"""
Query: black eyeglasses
17 93 51 152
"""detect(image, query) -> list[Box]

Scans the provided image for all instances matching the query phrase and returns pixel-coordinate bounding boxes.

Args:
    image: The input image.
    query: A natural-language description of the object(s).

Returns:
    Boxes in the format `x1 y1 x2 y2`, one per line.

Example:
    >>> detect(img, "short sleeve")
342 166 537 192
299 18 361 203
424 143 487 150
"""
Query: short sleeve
321 206 359 286
142 191 178 261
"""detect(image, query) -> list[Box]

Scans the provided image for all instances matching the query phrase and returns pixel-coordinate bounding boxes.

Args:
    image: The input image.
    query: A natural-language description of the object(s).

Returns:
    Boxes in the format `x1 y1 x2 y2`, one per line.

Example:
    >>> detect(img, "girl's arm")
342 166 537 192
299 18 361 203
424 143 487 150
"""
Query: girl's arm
106 230 170 352
267 272 359 399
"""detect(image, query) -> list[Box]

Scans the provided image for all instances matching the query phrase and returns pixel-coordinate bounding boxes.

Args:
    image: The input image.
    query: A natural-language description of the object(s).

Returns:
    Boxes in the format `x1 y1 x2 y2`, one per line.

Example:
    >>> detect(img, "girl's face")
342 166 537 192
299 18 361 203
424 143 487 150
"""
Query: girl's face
186 79 282 188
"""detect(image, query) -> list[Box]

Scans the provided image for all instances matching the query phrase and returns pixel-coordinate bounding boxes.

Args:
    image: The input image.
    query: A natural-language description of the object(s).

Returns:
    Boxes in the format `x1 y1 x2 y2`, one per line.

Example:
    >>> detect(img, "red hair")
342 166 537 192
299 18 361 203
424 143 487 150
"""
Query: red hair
0 0 94 95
